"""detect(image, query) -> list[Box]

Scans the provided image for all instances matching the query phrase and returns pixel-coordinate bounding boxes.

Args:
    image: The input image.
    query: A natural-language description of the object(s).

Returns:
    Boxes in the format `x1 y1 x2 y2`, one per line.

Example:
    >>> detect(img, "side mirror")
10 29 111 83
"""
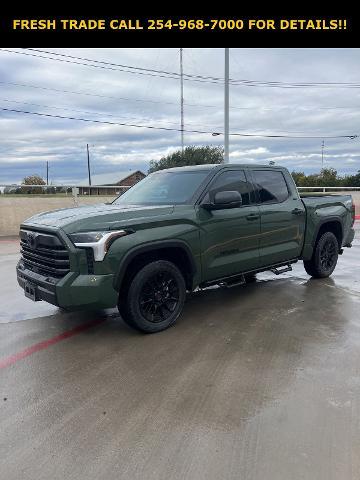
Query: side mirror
202 190 242 210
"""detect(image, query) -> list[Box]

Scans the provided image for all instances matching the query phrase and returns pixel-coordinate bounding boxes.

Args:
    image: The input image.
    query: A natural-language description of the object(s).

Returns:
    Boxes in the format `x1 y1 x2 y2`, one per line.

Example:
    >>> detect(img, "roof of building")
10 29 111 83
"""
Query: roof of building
78 170 145 186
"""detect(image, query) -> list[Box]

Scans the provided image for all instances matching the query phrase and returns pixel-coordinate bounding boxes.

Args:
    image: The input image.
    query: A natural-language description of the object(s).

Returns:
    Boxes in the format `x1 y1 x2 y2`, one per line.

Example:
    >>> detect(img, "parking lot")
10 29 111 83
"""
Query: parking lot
1 224 360 480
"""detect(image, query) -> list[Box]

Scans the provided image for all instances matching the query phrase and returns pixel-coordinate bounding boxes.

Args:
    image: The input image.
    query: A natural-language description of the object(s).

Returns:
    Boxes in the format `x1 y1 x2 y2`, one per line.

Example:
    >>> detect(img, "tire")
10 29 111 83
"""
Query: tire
119 260 186 333
303 231 339 278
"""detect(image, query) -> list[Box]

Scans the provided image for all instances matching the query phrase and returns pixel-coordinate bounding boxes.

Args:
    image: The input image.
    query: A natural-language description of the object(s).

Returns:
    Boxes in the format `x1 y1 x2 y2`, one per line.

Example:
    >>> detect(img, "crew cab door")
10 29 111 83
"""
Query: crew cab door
250 169 306 267
197 169 261 282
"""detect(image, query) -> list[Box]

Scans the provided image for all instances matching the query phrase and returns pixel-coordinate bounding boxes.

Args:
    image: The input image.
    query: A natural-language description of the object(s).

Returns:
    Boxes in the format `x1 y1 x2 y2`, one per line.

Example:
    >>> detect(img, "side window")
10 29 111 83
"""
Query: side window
205 170 255 206
252 170 289 204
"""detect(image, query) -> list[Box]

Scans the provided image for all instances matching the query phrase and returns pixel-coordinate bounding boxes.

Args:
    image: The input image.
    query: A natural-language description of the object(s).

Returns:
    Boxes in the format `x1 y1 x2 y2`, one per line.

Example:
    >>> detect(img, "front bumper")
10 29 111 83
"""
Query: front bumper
17 261 118 310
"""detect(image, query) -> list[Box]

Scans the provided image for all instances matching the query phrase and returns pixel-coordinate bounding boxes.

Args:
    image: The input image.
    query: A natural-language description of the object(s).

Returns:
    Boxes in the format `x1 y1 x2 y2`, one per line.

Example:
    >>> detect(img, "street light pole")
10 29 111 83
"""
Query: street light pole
180 48 184 154
224 48 230 163
87 143 91 186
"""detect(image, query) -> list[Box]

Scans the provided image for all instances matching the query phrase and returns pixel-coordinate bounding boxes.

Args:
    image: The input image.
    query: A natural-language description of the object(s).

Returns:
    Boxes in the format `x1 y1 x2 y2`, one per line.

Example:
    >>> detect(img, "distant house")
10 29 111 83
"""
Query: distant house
78 170 145 196
3 185 19 194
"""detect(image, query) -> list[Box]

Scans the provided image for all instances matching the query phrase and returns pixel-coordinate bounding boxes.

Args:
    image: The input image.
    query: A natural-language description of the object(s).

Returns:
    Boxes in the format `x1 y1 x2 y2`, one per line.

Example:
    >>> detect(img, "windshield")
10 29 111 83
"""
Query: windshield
113 171 210 205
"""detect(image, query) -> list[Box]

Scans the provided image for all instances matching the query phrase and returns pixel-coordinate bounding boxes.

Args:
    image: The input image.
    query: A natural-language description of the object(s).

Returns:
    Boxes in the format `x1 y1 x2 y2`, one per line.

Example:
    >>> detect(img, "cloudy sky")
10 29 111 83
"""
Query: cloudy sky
0 48 359 185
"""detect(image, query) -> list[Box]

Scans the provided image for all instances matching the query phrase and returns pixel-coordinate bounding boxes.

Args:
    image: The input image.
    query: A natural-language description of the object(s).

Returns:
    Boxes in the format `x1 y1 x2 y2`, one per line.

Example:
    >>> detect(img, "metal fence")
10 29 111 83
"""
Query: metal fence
297 186 360 192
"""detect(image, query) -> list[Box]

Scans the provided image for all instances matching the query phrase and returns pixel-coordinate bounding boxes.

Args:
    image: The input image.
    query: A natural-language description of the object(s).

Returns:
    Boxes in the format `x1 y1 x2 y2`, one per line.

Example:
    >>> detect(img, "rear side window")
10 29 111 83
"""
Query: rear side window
252 170 289 204
207 170 255 206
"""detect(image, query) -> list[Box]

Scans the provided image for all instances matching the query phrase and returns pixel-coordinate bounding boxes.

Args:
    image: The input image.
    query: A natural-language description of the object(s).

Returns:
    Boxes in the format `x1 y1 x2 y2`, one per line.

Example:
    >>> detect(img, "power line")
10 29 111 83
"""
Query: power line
0 80 181 106
2 49 360 89
0 98 138 120
3 96 357 135
0 49 221 85
0 106 221 134
1 107 358 139
0 97 222 130
2 80 360 112
25 48 223 83
0 80 234 111
24 49 360 89
0 98 180 127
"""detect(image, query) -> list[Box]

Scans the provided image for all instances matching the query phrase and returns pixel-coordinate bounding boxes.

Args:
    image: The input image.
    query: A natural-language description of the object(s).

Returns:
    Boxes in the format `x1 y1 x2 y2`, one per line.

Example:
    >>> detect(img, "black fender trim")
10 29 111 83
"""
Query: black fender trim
311 216 344 246
114 239 197 290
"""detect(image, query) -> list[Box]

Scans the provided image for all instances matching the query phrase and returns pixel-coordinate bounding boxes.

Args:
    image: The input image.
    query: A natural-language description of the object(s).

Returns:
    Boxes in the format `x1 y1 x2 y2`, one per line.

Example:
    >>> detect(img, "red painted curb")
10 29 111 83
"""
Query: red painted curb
355 215 360 220
0 318 106 370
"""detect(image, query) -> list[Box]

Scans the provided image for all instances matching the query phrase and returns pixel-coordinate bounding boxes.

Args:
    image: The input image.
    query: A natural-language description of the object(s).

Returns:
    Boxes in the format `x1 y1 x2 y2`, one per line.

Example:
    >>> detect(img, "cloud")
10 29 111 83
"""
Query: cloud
0 48 360 184
230 147 270 158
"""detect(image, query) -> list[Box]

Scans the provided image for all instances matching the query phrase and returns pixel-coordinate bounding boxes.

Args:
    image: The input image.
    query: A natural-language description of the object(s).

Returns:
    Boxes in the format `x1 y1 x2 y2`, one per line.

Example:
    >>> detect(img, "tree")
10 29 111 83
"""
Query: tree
21 174 46 194
343 170 360 187
148 146 224 173
291 168 343 189
291 171 306 186
318 167 338 186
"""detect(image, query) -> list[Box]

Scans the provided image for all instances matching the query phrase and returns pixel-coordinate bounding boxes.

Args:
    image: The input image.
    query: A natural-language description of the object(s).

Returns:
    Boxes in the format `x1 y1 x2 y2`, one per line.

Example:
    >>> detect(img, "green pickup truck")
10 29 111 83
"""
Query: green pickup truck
17 164 355 333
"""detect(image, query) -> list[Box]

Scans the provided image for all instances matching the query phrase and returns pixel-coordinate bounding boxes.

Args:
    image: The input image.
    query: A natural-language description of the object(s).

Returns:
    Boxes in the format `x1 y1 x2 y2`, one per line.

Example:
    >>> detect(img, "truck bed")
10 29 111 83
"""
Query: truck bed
301 194 355 254
300 194 353 208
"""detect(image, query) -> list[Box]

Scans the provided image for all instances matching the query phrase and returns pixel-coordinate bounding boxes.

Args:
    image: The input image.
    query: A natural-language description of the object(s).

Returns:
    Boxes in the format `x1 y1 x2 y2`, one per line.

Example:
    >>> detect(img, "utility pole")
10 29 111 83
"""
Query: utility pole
87 143 91 186
180 48 184 155
321 140 325 171
46 161 49 185
224 48 230 163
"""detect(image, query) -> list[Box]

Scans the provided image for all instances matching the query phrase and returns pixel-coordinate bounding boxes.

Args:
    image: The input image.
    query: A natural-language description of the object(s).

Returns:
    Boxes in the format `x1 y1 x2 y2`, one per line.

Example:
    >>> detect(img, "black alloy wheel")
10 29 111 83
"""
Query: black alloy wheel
303 231 339 278
139 271 180 323
319 238 338 271
119 260 186 333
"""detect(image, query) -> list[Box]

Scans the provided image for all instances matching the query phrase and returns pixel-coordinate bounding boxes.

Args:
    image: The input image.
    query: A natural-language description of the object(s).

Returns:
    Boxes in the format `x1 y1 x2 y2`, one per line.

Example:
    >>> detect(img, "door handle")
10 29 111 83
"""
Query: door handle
292 208 304 215
246 213 260 221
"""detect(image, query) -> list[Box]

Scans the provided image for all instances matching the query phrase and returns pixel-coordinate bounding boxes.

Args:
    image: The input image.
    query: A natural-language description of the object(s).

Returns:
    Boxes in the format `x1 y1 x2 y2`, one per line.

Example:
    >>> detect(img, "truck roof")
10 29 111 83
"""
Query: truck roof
155 163 286 173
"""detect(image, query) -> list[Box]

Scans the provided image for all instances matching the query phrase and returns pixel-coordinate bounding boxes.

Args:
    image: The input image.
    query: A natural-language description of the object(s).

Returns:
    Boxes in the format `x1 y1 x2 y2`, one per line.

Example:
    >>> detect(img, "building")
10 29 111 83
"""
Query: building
78 170 145 196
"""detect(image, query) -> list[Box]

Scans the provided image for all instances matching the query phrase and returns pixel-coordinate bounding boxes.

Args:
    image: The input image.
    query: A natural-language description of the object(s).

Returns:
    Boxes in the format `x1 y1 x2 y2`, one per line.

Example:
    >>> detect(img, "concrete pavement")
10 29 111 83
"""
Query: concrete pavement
0 225 359 479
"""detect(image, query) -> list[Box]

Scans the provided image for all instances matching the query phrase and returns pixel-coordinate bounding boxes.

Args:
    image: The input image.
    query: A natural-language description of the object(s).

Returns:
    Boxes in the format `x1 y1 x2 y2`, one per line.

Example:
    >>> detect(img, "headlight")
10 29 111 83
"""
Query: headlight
69 230 129 261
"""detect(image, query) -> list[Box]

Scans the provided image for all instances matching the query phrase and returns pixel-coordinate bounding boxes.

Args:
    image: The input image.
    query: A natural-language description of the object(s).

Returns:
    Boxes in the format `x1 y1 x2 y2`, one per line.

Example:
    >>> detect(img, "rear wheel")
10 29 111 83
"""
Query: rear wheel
119 260 186 333
303 231 339 278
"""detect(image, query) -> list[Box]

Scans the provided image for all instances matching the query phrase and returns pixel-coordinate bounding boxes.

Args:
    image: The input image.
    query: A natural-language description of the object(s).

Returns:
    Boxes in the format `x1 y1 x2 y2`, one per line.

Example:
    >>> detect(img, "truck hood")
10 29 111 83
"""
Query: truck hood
22 203 175 233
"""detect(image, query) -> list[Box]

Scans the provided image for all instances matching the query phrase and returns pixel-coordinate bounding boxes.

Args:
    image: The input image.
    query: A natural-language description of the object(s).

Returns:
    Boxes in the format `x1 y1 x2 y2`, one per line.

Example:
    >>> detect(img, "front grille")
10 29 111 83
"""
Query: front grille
19 229 70 279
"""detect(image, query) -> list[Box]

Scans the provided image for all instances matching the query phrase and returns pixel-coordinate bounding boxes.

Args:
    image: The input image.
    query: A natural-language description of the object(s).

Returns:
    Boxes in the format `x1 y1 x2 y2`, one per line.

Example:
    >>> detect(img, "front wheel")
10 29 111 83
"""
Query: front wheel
303 231 339 278
119 260 186 333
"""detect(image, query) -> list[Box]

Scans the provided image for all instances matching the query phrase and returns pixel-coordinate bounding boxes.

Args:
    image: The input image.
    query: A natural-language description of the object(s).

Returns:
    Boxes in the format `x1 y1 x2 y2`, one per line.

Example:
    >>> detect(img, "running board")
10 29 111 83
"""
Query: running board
199 259 298 290
219 274 246 289
270 264 292 275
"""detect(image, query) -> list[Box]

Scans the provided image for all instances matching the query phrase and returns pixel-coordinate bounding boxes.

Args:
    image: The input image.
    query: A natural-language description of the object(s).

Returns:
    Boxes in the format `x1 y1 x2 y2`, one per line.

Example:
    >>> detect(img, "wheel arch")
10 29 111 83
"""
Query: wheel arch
313 218 343 249
114 240 197 294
